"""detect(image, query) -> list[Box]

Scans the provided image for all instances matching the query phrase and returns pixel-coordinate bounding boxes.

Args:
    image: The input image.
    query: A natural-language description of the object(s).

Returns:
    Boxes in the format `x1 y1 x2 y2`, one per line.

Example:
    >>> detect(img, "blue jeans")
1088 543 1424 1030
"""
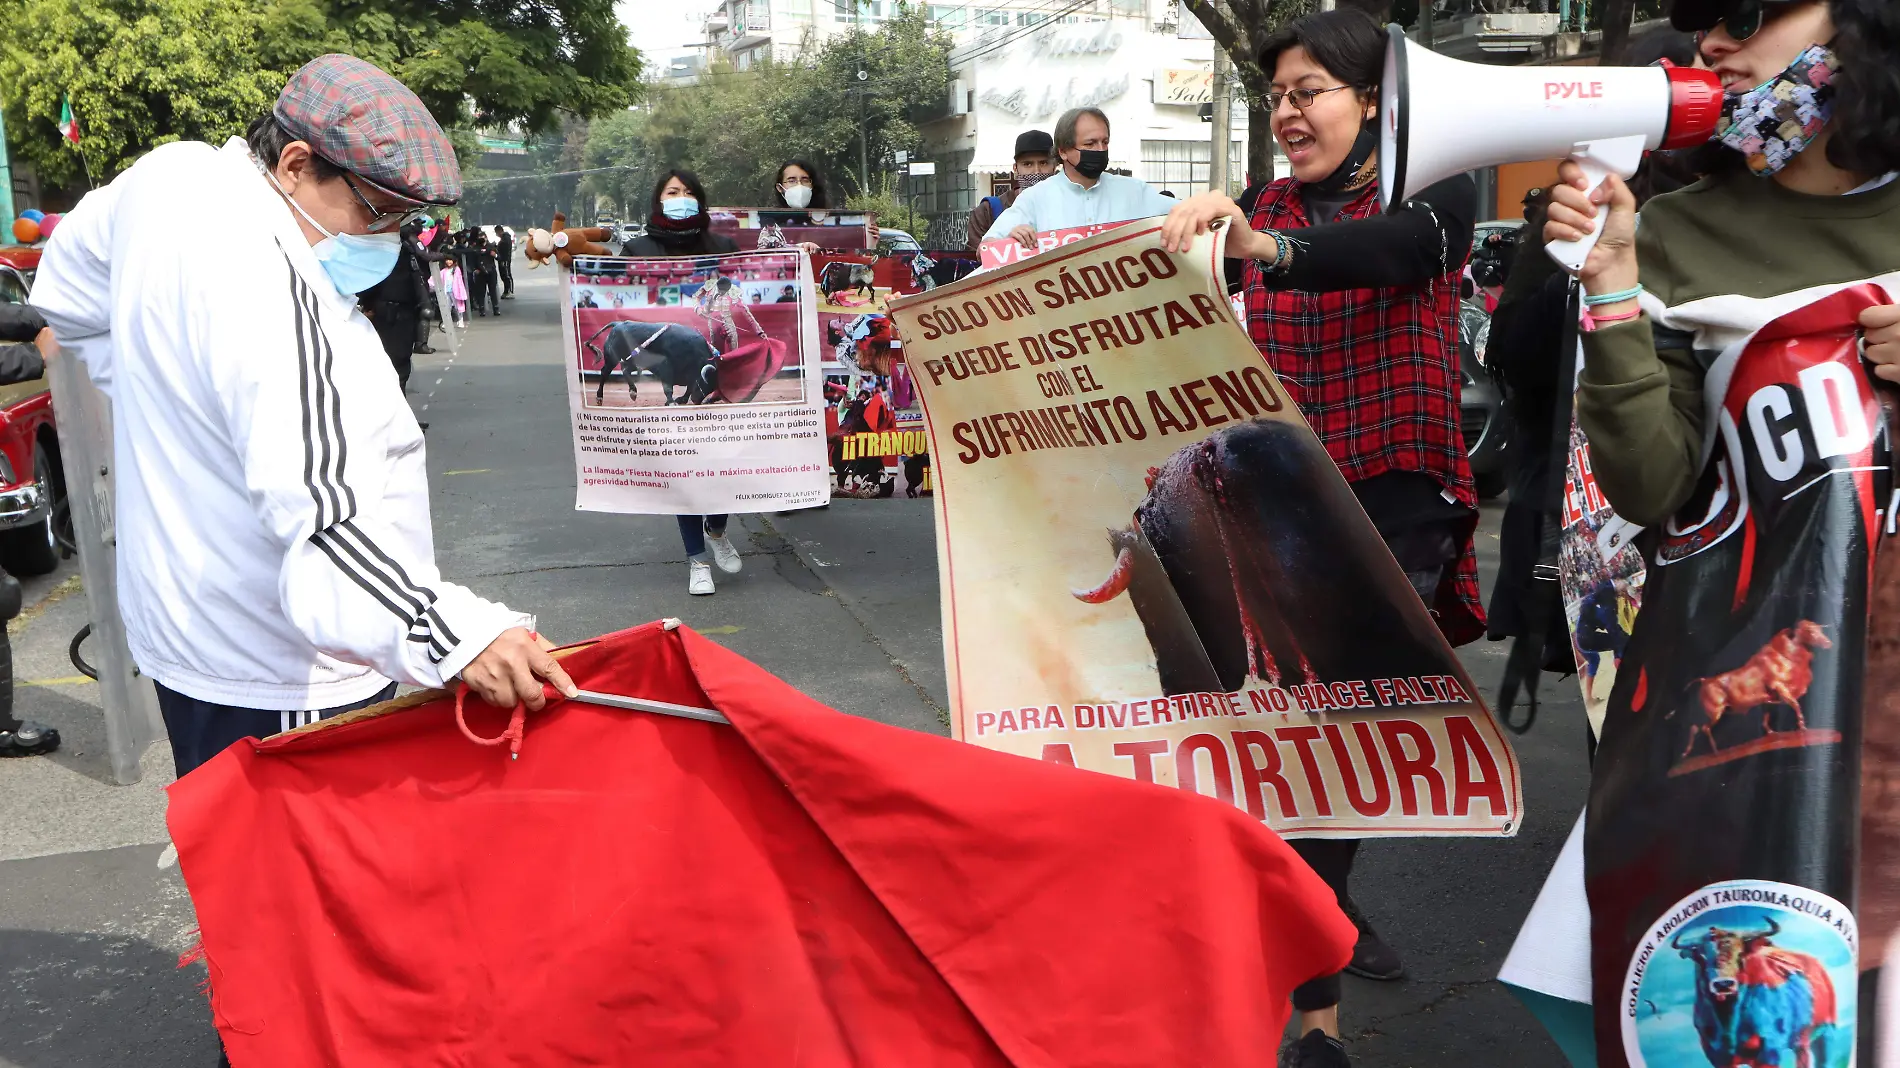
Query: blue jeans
677 515 729 562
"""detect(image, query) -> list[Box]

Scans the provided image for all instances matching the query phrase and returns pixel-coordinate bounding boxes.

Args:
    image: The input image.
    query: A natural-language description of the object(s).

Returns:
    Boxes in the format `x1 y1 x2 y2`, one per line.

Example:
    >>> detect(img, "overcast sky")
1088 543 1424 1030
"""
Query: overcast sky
619 0 719 65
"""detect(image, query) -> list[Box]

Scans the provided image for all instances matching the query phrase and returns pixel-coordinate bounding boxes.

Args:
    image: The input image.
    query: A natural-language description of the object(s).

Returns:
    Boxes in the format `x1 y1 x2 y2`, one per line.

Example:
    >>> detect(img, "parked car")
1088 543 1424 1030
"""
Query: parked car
1458 292 1511 500
0 245 69 575
875 228 923 255
1453 220 1528 501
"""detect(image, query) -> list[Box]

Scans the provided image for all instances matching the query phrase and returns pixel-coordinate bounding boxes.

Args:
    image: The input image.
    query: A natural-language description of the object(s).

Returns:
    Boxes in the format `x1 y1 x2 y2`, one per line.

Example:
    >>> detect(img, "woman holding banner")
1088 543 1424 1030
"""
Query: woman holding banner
623 169 746 596
767 160 877 251
1161 9 1479 1066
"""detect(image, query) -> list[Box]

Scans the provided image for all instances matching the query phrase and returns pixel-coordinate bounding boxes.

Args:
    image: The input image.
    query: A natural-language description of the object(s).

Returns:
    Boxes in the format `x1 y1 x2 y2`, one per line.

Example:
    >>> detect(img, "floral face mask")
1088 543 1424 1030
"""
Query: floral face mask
1716 43 1838 177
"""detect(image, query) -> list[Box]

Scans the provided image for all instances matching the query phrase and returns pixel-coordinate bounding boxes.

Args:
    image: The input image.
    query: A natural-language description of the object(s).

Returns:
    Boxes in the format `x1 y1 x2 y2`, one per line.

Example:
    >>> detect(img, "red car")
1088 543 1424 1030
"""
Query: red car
0 245 68 576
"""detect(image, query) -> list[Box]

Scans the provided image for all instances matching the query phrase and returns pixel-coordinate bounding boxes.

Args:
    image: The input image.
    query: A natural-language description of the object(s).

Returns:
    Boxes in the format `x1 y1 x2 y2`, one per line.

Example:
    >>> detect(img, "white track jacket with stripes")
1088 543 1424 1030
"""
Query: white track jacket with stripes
31 138 530 711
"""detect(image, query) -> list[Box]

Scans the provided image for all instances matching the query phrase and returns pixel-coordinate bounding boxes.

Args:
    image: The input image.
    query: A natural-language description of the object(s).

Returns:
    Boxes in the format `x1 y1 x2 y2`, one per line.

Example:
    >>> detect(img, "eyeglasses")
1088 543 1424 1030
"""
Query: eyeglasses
341 174 430 234
779 174 814 186
1266 85 1355 112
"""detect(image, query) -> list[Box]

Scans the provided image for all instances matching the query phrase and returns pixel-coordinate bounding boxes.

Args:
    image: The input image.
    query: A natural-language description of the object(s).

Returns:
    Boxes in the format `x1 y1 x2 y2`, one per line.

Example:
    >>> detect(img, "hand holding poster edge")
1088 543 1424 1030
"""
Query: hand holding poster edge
888 217 1525 839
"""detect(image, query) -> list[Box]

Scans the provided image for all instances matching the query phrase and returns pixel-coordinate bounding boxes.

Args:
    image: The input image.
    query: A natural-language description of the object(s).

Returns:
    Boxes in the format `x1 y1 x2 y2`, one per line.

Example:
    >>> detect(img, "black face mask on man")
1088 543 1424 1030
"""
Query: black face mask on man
1070 149 1110 180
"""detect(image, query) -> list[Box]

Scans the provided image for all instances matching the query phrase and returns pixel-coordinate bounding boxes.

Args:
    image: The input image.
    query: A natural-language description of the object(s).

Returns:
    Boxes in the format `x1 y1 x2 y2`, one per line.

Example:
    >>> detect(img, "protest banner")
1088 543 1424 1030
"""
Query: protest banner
1584 283 1898 1067
886 221 1523 839
1560 413 1647 739
810 251 979 500
710 208 876 251
978 222 1120 270
562 250 828 515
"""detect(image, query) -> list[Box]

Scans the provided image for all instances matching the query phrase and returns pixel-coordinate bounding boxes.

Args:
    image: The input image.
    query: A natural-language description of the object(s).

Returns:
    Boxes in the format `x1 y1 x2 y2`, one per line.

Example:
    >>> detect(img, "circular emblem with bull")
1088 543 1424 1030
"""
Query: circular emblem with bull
1623 879 1856 1068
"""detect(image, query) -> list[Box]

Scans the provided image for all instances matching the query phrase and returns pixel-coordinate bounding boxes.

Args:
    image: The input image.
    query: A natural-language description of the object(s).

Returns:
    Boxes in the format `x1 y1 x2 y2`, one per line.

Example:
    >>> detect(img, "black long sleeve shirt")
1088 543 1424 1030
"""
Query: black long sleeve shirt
1261 175 1477 294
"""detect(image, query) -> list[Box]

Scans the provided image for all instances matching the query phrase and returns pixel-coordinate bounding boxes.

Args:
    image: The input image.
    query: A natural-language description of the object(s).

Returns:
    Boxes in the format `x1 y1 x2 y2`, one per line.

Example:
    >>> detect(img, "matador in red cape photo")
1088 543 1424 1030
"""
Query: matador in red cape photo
167 621 1355 1067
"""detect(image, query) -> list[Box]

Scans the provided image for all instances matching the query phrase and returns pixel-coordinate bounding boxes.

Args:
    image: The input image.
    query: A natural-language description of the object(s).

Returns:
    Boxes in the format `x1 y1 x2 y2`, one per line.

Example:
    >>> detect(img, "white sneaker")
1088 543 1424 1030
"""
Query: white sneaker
706 532 743 574
688 560 715 595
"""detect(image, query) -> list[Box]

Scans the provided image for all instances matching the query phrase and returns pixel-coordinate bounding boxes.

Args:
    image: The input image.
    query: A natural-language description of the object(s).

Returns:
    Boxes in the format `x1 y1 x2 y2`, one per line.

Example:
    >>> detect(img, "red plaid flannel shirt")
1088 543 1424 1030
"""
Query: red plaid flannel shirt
1243 180 1484 645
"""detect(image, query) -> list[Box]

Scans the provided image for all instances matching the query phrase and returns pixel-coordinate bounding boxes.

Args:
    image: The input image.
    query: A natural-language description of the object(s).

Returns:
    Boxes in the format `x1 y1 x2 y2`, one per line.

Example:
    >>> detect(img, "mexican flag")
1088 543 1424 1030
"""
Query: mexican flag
57 95 78 145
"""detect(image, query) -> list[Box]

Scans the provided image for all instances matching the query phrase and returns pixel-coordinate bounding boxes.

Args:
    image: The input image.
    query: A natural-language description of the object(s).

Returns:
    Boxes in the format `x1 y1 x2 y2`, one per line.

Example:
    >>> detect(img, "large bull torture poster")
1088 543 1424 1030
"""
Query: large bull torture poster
887 222 1523 839
563 250 829 515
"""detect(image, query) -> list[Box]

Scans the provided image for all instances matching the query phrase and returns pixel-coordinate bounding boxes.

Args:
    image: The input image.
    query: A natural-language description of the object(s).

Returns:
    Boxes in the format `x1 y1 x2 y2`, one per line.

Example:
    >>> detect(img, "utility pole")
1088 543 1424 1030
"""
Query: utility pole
1209 46 1231 195
0 107 15 238
1421 0 1435 47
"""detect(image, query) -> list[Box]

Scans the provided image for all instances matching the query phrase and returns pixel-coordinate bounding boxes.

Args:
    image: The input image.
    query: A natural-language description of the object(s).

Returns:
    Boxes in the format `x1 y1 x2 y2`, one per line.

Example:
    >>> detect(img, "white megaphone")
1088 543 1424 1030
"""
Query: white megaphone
1378 24 1723 273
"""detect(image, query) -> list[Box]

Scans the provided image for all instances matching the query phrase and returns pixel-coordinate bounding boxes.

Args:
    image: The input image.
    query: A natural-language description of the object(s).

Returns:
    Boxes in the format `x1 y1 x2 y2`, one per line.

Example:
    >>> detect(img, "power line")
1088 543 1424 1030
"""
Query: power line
464 164 646 185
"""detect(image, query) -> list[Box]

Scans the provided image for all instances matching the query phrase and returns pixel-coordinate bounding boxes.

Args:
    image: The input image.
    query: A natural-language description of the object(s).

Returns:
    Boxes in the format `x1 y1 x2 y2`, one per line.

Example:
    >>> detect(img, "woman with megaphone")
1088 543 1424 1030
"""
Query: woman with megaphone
1160 9 1483 1067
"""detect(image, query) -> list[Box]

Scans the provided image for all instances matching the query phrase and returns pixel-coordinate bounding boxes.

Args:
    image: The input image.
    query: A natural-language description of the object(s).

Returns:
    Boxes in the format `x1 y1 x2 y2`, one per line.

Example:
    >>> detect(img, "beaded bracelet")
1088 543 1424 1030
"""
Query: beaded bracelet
1582 284 1644 307
1258 230 1293 275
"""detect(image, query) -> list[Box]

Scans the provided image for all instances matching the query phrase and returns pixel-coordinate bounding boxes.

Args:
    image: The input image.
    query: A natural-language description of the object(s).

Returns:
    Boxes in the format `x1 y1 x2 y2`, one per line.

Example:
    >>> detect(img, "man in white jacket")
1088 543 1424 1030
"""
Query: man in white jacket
31 54 575 779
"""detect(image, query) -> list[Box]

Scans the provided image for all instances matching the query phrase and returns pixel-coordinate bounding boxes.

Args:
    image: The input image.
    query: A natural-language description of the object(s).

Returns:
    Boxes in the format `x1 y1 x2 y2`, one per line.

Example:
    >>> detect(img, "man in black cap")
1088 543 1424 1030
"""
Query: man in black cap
967 129 1057 251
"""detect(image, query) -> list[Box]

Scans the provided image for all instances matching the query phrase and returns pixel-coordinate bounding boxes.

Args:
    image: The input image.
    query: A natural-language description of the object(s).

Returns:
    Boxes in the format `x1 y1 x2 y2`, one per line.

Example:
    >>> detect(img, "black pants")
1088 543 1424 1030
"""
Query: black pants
497 254 514 296
471 268 499 315
156 681 398 779
371 303 419 391
1289 839 1361 1011
1287 516 1461 1013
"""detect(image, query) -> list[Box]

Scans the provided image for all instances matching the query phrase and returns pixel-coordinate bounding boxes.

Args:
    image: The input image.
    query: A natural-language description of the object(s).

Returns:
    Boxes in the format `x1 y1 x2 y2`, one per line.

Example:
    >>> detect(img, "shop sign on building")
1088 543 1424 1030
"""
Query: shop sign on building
1154 68 1213 106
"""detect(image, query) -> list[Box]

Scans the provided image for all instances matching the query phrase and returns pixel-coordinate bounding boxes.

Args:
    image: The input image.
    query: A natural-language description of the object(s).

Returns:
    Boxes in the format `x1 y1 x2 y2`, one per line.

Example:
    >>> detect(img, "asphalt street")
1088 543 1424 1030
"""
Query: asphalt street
0 255 1593 1067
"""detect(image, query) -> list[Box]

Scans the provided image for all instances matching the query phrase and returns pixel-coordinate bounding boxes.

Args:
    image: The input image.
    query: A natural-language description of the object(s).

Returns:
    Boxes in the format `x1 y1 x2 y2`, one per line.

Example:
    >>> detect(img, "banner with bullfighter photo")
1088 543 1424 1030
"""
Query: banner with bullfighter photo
561 250 829 515
1560 411 1648 739
1585 282 1900 1068
811 252 978 500
885 220 1523 839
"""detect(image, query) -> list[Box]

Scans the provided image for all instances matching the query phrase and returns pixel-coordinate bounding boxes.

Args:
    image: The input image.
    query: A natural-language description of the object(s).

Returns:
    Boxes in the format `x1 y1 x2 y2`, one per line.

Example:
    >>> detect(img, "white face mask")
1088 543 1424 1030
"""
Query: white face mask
781 184 814 210
269 171 402 295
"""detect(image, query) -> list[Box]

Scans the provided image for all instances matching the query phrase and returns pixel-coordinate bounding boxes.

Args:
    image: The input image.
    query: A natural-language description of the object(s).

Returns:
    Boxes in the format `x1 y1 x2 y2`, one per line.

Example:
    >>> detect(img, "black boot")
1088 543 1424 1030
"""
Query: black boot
1280 1029 1350 1068
1341 895 1404 980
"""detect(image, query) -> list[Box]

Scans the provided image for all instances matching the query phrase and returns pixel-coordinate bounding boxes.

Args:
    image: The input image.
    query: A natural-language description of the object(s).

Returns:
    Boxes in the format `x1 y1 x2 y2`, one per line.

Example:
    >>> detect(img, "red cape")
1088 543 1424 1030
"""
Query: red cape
169 622 1353 1066
708 337 790 403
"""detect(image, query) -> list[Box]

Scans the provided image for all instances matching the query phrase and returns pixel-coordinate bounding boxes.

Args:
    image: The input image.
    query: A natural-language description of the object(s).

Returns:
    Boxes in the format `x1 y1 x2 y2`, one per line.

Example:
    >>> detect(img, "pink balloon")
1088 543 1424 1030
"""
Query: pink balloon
36 213 61 238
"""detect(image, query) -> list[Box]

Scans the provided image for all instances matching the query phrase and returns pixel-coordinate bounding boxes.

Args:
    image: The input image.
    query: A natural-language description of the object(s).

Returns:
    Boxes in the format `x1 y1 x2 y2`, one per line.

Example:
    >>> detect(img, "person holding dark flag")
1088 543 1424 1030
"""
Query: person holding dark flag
966 129 1057 251
1535 0 1900 1062
0 309 60 758
365 216 442 390
1159 9 1482 1066
467 226 500 317
494 224 515 298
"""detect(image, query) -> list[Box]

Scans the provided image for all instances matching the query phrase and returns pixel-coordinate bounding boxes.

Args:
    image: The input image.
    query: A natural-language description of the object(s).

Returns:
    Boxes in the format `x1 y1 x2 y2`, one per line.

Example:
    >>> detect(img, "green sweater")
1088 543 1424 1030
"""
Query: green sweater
1577 170 1900 526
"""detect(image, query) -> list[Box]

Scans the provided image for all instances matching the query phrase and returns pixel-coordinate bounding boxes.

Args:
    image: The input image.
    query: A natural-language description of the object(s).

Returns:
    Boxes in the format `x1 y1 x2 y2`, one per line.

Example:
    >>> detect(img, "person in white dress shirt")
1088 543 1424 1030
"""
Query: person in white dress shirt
984 107 1179 249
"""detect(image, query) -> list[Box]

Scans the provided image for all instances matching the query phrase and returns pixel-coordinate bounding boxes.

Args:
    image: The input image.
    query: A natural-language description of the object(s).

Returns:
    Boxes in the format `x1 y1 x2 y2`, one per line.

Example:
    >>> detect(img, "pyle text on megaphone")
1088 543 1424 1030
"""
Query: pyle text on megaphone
1377 24 1723 272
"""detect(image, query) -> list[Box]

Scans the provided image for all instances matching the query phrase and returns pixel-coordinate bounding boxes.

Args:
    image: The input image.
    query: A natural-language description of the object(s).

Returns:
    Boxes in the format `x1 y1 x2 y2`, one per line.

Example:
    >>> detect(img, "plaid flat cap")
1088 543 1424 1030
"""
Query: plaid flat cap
274 54 461 205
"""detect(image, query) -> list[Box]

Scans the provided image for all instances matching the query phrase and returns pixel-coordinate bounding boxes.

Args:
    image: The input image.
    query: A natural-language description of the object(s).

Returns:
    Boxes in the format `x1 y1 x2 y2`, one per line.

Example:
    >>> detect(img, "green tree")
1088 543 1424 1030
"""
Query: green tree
578 109 648 218
253 0 644 133
584 7 953 214
0 0 282 186
0 0 644 186
1182 0 1316 186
